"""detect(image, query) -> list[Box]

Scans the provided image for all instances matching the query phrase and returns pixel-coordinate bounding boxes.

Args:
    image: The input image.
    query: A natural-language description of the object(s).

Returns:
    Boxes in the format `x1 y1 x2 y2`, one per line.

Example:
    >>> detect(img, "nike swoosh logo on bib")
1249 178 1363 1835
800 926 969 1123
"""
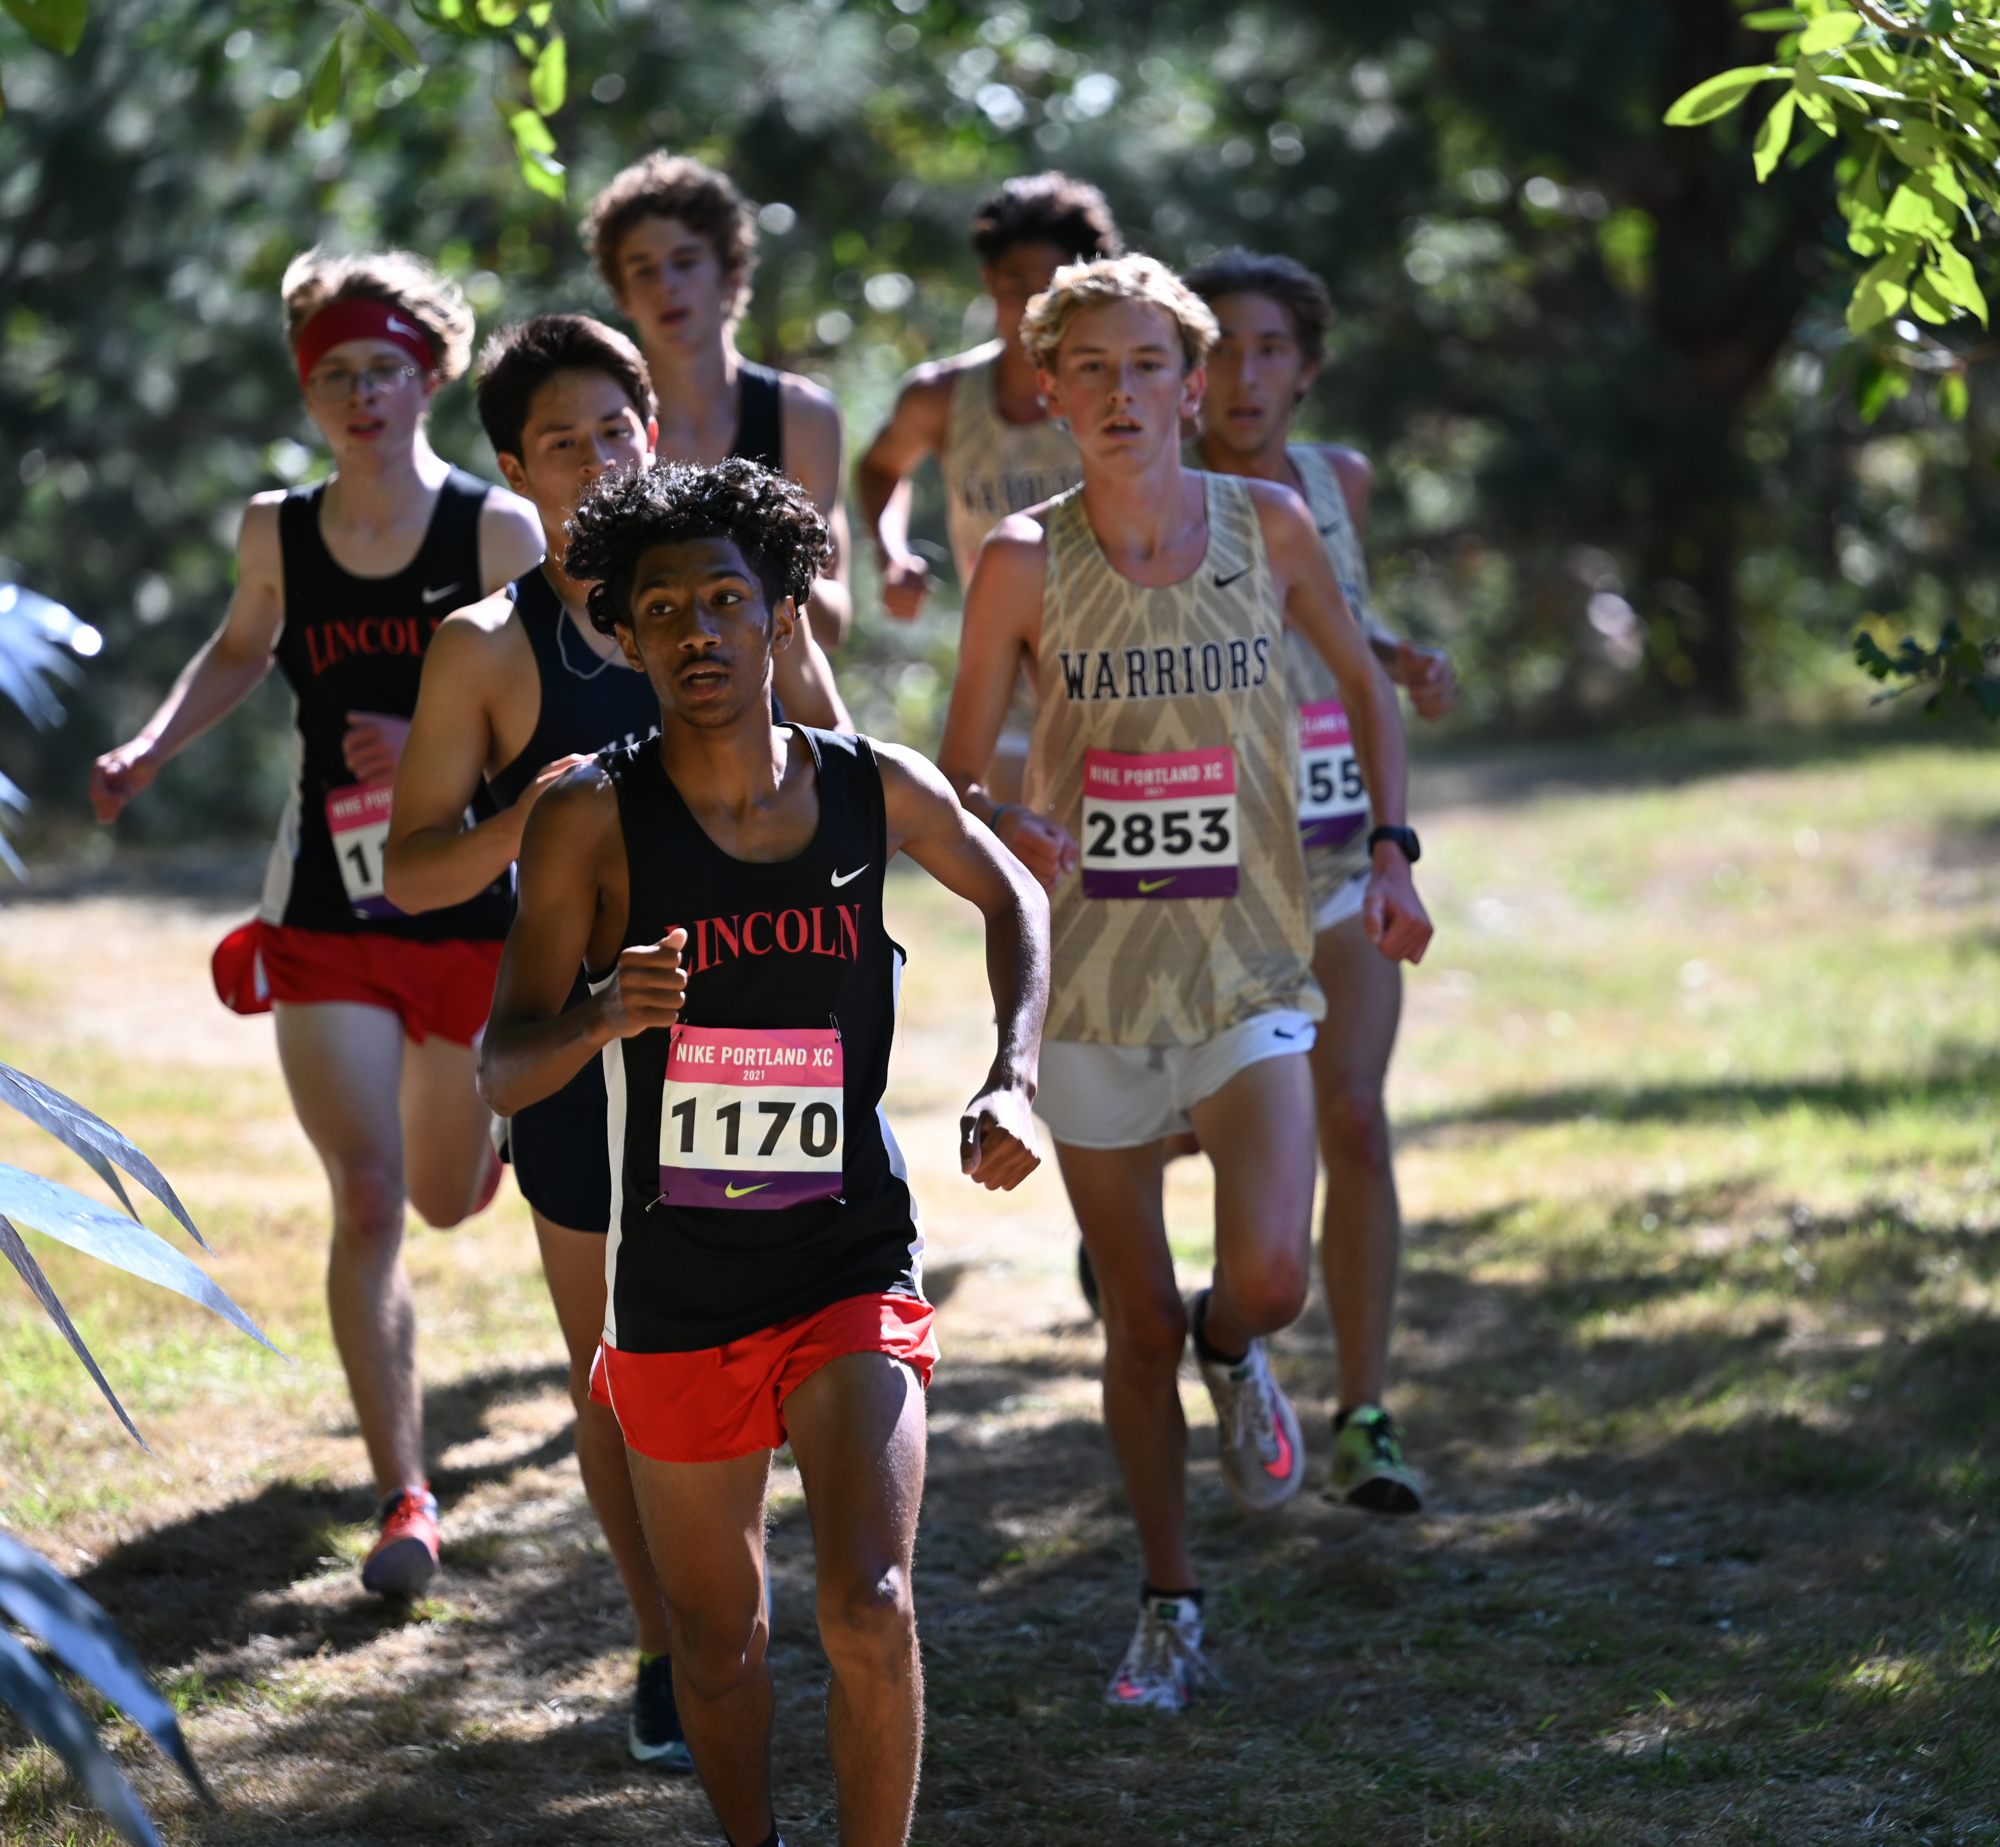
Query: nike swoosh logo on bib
421 583 462 605
1213 567 1249 589
1137 876 1175 893
831 865 868 887
725 1181 771 1199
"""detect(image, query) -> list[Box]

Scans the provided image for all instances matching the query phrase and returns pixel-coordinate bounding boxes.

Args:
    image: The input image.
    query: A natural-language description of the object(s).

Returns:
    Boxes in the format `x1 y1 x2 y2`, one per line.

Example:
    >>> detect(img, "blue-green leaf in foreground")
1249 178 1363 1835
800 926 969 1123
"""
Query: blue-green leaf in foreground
0 1533 214 1808
0 1063 207 1250
355 1 421 67
0 1212 147 1449
0 1166 283 1356
0 1627 160 1847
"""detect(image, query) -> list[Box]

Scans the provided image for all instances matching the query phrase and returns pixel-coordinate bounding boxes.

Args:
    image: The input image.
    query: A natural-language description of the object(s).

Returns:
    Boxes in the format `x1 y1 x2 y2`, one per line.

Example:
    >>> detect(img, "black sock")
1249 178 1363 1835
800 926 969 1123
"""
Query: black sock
731 1833 782 1847
1190 1290 1245 1369
1142 1582 1204 1610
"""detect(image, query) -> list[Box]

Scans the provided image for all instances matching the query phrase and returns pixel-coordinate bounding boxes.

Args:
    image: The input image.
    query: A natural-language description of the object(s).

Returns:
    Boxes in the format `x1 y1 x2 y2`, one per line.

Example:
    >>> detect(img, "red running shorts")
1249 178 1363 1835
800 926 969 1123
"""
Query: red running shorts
212 920 504 1048
591 1292 939 1464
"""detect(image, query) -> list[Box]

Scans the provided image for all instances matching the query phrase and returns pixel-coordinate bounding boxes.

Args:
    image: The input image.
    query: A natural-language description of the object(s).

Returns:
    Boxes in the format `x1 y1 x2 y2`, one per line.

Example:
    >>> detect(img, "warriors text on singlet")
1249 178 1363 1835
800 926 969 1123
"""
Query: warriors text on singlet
261 467 513 941
1284 444 1378 912
942 341 1082 584
1022 473 1320 1046
598 729 921 1352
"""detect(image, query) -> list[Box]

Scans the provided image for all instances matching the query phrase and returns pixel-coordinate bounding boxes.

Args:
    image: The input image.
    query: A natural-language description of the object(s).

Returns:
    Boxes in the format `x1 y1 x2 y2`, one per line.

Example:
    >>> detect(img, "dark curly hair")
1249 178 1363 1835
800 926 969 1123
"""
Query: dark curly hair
1181 248 1334 369
565 458 832 636
970 171 1122 266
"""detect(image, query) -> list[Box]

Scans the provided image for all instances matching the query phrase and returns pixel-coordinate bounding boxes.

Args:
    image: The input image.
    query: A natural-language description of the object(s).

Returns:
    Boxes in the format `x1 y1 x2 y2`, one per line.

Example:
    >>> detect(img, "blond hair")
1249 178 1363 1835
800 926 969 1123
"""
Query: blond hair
280 247 476 383
1020 254 1219 375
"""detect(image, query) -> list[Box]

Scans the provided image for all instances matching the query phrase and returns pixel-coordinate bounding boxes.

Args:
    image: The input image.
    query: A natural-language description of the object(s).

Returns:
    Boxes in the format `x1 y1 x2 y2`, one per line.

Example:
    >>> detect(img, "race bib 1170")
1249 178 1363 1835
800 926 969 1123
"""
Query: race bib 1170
1081 746 1239 900
658 1026 844 1210
1297 701 1369 850
325 782 404 919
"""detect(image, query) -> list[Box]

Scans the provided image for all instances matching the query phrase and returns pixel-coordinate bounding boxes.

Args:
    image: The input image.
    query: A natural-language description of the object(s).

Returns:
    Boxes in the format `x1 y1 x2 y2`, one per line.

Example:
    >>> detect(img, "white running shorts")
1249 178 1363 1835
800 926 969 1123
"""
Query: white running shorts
1036 1009 1318 1151
1313 870 1369 935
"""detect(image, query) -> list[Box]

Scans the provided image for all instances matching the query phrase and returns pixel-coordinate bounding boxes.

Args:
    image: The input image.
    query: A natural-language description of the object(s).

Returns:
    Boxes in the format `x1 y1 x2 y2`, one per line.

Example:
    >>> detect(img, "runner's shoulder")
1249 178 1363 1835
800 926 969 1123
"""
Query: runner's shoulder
525 752 620 833
1311 443 1373 504
236 494 285 572
427 587 528 677
773 365 845 429
477 480 546 565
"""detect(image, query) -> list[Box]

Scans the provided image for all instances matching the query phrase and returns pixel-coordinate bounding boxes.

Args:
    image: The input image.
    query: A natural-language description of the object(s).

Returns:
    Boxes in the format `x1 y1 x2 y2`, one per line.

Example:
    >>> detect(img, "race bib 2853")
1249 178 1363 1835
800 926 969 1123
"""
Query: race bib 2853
1081 746 1239 900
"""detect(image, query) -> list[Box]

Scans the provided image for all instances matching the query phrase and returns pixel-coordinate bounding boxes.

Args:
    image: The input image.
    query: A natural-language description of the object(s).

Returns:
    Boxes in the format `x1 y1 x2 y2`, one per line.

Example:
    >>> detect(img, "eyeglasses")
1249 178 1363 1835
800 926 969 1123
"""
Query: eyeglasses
305 360 423 403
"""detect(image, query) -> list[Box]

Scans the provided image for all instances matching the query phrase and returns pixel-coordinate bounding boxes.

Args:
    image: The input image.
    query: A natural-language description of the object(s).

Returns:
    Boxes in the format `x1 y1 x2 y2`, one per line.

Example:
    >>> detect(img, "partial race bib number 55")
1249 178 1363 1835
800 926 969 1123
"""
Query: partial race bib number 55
658 1025 844 1210
1297 701 1369 850
1081 746 1238 900
326 782 405 919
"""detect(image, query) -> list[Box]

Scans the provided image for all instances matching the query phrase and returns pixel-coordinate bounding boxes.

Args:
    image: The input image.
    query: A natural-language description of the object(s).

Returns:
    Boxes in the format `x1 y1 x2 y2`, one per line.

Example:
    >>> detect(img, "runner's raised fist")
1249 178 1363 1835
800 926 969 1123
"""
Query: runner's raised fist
601 928 689 1038
88 741 161 823
880 552 933 623
960 1082 1041 1191
343 710 413 785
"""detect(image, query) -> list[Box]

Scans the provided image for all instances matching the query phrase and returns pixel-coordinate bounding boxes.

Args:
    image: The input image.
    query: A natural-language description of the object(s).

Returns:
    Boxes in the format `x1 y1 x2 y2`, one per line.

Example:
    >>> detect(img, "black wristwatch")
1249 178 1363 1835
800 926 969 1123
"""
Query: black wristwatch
1367 824 1422 864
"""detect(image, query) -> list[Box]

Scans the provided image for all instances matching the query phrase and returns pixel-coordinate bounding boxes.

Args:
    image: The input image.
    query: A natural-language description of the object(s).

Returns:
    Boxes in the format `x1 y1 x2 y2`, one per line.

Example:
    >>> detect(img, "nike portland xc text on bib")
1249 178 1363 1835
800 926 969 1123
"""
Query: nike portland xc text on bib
658 1025 844 1210
1081 747 1239 900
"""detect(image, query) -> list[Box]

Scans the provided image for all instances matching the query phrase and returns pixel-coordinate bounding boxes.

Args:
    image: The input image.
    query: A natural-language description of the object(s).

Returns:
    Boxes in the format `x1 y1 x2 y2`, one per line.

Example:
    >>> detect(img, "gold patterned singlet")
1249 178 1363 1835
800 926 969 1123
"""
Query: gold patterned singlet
1282 443 1379 912
1023 472 1321 1046
942 341 1084 585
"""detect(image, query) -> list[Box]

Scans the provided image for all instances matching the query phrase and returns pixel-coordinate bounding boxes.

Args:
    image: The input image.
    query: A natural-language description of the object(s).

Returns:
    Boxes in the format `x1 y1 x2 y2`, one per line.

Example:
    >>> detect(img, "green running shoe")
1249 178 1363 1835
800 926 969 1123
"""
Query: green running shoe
1327 1405 1423 1514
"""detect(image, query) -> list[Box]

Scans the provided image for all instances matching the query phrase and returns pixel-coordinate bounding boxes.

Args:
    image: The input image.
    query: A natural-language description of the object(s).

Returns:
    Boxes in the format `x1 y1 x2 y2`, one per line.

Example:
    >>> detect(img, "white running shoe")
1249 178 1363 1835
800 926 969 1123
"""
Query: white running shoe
1193 1294 1306 1515
1103 1593 1215 1714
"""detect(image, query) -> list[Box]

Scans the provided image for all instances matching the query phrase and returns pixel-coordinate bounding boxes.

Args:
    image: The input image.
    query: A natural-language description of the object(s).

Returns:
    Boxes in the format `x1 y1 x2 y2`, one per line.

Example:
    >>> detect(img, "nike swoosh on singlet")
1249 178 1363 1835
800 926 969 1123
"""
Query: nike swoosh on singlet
1316 521 1342 535
420 583 463 605
1137 876 1175 893
1212 567 1250 589
830 865 868 888
724 1181 771 1199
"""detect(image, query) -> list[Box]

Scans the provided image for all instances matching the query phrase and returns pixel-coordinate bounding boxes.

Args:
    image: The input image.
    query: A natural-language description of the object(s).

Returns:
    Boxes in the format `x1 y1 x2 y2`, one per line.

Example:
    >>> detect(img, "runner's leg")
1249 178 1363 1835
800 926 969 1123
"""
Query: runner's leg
1310 916 1403 1410
1187 1051 1317 1362
1055 1140 1194 1588
784 1350 927 1847
399 1029 498 1228
534 1214 673 1653
273 999 424 1499
626 1448 775 1846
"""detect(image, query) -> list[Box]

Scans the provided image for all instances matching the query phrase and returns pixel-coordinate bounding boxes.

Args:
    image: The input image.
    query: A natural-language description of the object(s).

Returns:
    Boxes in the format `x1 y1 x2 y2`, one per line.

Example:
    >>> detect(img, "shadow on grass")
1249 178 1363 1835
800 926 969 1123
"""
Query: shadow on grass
1401 1044 2000 1137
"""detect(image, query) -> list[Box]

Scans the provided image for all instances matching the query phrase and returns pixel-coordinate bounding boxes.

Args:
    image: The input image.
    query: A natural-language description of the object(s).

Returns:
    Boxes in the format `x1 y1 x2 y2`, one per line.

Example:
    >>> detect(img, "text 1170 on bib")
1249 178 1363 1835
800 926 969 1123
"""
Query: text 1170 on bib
1081 746 1239 900
326 782 405 919
1296 701 1369 850
658 1025 844 1210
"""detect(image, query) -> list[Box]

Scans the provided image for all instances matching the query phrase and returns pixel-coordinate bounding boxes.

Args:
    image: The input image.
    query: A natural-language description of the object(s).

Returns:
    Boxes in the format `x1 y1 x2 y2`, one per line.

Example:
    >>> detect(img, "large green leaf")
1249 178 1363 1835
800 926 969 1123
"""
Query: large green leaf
1664 64 1789 127
529 30 565 115
1754 90 1798 182
0 0 87 56
1848 237 1921 334
355 2 421 69
308 30 345 129
1797 9 1862 53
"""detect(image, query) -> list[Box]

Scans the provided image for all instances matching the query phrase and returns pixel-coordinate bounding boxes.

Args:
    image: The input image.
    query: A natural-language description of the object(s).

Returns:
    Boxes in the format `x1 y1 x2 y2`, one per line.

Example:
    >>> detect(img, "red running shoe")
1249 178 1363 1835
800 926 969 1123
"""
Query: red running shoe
361 1483 440 1597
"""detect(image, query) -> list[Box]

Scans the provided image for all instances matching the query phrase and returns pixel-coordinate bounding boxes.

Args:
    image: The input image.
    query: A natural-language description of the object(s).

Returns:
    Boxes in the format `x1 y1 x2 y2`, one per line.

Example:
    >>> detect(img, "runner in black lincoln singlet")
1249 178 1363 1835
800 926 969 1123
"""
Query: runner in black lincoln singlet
90 249 545 1603
382 313 687 1766
584 151 857 670
480 458 1047 1847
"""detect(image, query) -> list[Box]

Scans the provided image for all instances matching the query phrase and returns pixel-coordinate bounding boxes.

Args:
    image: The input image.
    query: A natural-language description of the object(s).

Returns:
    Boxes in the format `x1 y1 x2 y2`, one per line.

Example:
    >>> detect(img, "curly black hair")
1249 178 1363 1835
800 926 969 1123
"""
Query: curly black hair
565 458 833 636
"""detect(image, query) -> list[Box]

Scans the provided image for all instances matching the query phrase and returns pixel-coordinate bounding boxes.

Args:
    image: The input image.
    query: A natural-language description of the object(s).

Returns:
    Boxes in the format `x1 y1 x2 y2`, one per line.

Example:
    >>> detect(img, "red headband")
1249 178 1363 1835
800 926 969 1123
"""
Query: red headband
295 296 437 387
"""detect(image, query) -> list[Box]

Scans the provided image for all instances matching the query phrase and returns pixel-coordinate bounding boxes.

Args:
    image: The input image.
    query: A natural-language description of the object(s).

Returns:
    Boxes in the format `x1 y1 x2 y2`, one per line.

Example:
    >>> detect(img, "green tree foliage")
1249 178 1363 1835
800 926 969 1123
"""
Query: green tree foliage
0 0 1986 850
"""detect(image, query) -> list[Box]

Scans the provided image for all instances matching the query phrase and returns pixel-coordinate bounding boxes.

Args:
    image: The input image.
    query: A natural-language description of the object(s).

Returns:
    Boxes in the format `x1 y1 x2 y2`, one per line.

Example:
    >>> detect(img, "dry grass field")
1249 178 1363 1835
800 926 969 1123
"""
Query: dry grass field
3 729 1999 1845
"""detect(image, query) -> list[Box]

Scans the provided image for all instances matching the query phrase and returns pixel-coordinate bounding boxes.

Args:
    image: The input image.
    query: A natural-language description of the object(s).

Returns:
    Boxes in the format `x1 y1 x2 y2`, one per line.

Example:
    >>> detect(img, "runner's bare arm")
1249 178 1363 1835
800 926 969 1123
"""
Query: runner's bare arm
771 623 854 732
383 599 587 912
1256 479 1433 964
477 485 547 593
878 741 1048 1191
88 495 287 822
1321 444 1456 720
937 513 1077 892
780 376 853 650
478 765 678 1115
856 369 954 623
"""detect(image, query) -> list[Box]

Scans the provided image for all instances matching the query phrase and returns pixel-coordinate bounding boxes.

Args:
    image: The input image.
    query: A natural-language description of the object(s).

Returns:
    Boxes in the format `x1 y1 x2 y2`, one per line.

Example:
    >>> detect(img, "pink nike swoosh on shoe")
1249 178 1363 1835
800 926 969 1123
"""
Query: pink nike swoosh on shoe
1261 1416 1294 1480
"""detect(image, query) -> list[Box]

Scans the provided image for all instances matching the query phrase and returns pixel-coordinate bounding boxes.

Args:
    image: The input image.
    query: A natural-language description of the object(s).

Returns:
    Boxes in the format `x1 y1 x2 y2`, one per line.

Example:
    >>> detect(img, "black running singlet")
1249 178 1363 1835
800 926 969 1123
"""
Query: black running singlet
729 361 785 471
261 466 513 941
488 569 661 809
599 729 920 1352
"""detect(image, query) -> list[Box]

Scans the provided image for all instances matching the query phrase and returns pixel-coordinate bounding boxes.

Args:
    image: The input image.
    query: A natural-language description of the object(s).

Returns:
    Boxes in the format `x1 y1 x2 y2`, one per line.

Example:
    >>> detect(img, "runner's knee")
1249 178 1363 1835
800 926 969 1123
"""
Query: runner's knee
1220 1248 1309 1330
665 1597 766 1697
326 1160 405 1244
1104 1286 1191 1374
816 1559 915 1668
1318 1080 1391 1175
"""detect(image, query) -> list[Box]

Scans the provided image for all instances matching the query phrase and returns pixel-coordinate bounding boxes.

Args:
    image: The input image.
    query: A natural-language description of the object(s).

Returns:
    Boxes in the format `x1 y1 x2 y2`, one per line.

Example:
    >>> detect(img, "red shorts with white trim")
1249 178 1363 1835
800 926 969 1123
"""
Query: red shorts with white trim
211 920 503 1048
590 1293 938 1464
